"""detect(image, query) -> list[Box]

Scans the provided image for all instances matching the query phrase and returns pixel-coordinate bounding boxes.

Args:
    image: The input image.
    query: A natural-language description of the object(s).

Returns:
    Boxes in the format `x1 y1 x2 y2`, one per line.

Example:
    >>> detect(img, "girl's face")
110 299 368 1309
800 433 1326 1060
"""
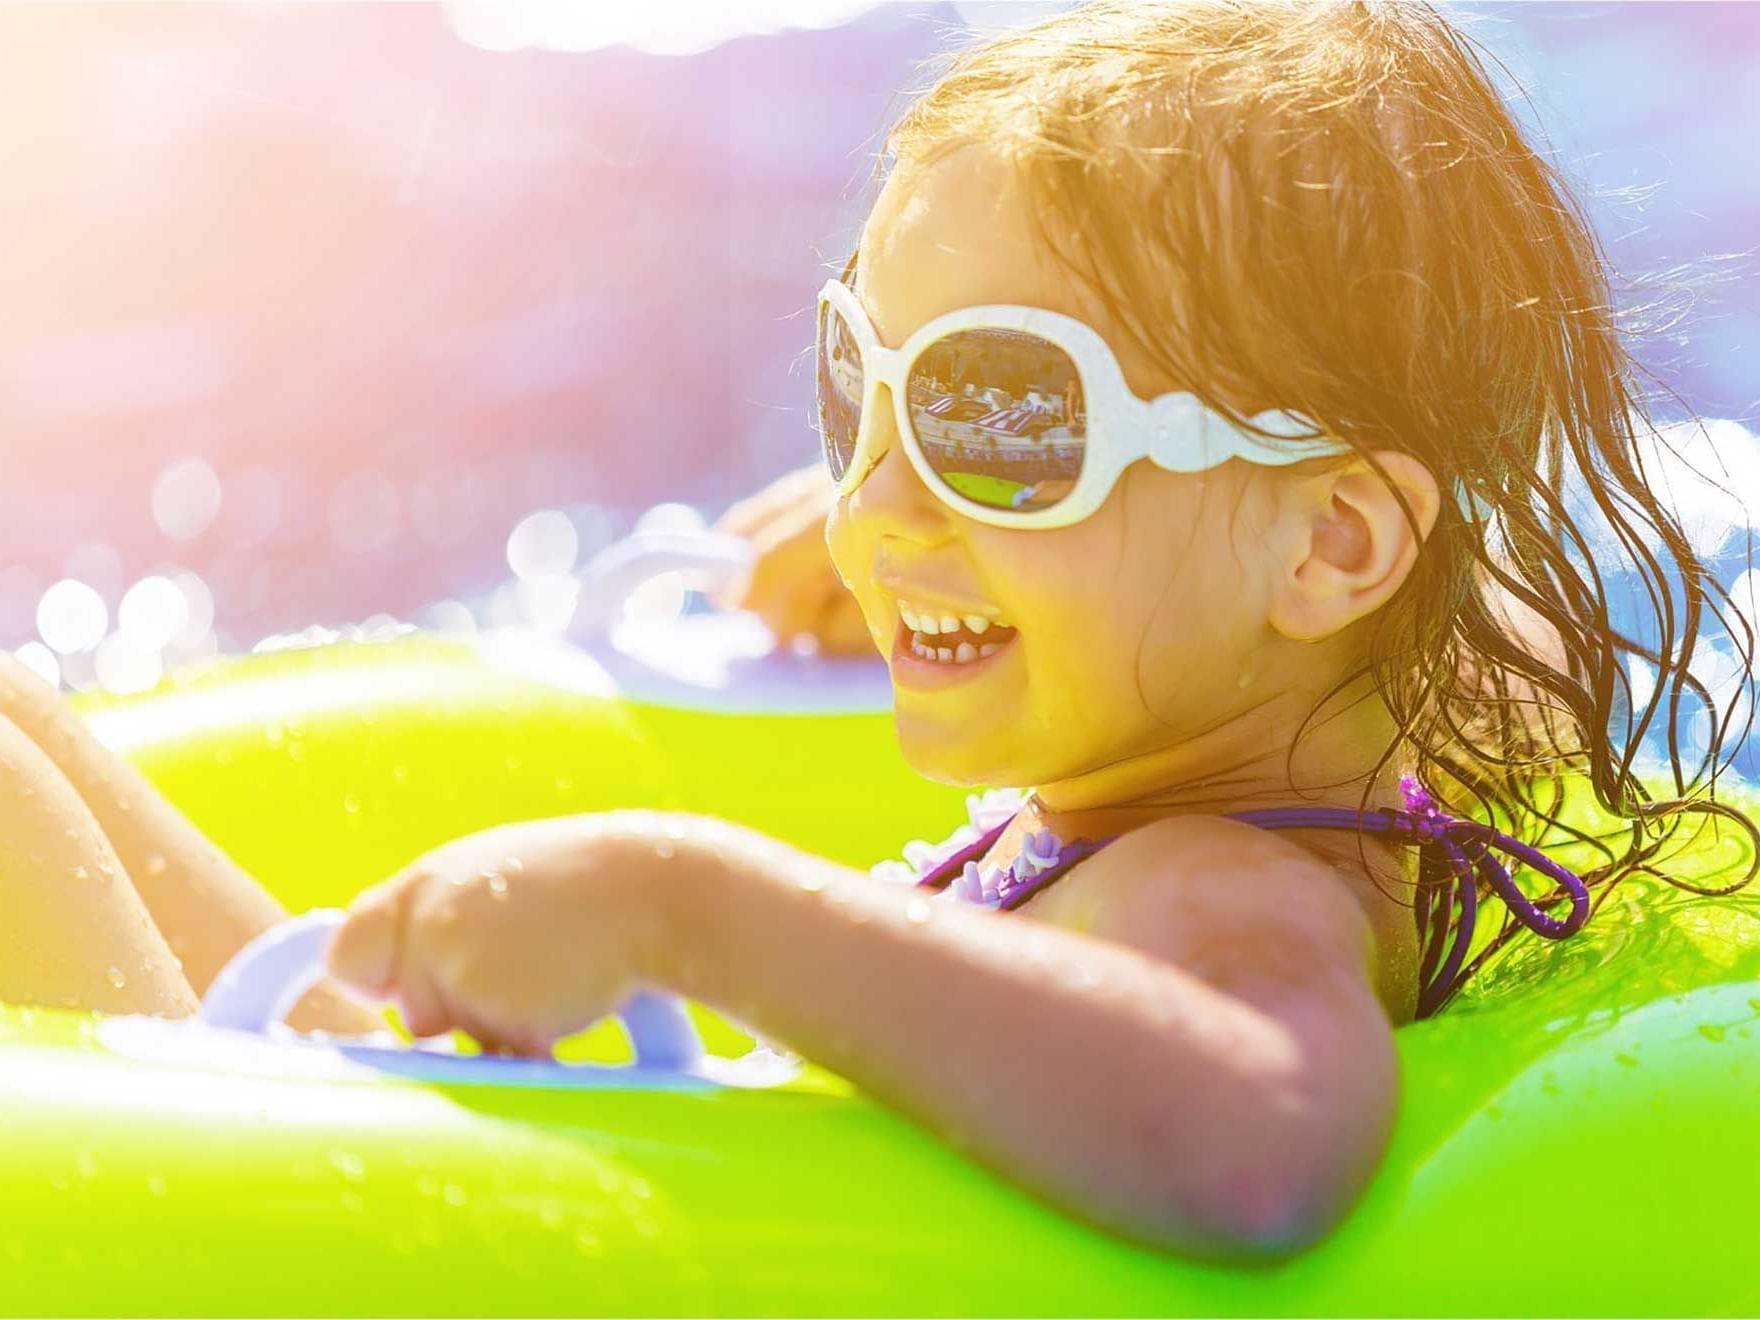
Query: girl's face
826 143 1291 793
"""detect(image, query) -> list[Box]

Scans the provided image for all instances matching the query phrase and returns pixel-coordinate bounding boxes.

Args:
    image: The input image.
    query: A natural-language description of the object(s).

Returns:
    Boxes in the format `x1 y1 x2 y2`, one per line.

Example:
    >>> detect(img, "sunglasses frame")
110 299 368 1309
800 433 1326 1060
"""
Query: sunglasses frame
817 277 1357 530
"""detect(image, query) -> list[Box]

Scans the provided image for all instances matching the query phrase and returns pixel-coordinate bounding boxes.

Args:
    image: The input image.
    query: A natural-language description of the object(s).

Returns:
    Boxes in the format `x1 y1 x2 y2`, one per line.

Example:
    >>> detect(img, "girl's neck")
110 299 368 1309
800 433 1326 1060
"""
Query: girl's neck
1028 680 1408 825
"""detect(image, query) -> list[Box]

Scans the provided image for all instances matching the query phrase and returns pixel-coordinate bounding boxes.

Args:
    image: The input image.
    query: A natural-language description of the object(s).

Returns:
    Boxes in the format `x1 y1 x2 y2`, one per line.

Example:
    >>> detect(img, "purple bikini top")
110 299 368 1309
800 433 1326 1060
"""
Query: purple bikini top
908 775 1590 1019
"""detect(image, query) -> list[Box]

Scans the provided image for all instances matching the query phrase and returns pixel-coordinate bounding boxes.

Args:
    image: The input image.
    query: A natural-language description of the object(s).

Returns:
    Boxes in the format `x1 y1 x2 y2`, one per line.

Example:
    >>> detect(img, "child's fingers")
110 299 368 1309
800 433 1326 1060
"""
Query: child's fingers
712 463 828 539
323 883 411 997
395 963 454 1040
817 591 877 657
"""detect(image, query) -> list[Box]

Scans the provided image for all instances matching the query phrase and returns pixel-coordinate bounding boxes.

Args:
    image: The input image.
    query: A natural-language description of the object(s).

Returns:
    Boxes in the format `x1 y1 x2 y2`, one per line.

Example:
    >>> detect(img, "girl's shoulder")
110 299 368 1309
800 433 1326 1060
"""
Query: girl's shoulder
1024 812 1421 1026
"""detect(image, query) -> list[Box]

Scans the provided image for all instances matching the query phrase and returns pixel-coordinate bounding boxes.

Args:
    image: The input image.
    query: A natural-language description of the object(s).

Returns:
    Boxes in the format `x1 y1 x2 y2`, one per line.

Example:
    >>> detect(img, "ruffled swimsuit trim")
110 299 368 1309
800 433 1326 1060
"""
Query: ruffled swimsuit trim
886 775 1590 1020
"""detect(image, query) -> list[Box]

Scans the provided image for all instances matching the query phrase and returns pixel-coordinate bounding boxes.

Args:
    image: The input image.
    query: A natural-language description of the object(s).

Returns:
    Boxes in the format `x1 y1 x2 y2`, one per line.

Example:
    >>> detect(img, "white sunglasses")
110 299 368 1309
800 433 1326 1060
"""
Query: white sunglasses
816 277 1363 530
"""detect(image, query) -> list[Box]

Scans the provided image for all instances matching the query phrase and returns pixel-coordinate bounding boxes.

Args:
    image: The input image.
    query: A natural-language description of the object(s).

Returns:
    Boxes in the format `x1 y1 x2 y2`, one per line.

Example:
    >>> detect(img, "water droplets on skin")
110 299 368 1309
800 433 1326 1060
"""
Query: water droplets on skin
1698 1022 1728 1042
105 966 127 990
486 873 510 899
904 898 933 924
145 855 167 878
654 841 676 861
70 866 90 882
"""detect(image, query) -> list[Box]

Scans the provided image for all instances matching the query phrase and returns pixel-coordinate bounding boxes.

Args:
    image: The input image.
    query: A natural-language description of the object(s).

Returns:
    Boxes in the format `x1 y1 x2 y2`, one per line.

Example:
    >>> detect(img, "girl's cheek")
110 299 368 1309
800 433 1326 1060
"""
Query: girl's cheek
824 503 861 591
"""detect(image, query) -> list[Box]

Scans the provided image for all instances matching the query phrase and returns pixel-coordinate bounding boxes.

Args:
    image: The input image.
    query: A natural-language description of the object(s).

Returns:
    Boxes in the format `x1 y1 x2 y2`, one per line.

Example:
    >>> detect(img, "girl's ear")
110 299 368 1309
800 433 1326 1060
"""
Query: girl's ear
1265 451 1441 643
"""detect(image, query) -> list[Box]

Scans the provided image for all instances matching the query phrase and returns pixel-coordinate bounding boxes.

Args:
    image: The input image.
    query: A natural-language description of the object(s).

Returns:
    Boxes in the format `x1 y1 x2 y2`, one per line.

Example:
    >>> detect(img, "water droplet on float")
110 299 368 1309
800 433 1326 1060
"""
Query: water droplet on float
146 1174 168 1197
1698 1023 1727 1042
343 795 361 815
105 966 127 990
442 1182 467 1207
904 898 932 924
74 1151 97 1179
1614 1049 1640 1068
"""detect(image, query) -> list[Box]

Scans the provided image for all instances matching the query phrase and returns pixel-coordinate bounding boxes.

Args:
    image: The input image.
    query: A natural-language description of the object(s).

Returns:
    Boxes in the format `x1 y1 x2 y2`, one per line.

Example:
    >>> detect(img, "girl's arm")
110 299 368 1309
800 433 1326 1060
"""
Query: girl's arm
651 814 1399 1261
0 654 380 1032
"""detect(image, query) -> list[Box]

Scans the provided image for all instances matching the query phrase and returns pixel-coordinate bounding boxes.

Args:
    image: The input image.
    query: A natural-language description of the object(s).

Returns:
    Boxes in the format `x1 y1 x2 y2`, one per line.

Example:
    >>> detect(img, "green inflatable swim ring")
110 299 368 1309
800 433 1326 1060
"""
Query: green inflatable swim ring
1 631 1758 1317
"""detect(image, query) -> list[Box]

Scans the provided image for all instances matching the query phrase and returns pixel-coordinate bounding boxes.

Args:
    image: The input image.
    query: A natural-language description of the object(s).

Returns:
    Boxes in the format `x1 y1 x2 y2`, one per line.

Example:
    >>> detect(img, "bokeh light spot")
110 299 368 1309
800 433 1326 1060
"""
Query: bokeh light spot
118 575 189 651
36 580 109 655
507 509 579 580
152 458 223 541
95 632 164 695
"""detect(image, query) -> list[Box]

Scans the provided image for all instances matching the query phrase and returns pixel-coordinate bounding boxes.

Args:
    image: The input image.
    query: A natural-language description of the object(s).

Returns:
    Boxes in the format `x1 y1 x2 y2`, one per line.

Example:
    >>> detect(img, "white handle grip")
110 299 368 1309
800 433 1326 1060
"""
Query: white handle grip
199 910 705 1070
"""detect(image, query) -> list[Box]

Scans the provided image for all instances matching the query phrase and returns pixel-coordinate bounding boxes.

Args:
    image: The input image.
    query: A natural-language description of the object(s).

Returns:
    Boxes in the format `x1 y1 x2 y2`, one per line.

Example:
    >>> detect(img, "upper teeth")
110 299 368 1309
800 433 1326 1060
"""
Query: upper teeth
899 601 1005 635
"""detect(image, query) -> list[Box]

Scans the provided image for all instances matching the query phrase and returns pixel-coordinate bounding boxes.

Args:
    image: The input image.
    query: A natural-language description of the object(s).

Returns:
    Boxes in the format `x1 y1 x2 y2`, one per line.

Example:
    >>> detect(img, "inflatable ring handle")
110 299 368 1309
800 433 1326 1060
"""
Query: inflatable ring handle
571 530 755 638
199 909 705 1070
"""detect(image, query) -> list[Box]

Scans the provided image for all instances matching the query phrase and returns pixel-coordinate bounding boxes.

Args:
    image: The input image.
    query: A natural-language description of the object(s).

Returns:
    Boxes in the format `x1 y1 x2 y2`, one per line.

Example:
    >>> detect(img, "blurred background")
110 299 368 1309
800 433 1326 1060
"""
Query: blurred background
0 0 1755 767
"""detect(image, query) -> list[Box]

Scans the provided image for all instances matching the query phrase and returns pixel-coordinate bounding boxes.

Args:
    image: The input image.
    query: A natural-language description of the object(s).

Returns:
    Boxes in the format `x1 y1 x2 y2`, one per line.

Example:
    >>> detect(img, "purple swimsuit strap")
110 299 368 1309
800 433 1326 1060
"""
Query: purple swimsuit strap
916 775 1591 1019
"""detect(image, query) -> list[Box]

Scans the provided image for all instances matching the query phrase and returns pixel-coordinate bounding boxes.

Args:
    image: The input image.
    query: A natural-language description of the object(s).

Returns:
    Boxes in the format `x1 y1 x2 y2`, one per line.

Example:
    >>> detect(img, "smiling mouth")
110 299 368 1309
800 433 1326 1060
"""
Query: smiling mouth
894 599 1020 666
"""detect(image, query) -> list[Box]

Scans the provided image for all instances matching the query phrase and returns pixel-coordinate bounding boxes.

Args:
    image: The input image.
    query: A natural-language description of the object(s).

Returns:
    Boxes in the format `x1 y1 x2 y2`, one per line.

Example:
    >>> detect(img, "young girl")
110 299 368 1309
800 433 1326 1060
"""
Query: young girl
6 0 1751 1263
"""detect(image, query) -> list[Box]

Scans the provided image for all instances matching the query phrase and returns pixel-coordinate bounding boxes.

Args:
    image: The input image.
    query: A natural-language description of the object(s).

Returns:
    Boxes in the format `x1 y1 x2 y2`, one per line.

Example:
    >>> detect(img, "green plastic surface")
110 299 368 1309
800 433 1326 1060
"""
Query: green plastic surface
1 635 1757 1316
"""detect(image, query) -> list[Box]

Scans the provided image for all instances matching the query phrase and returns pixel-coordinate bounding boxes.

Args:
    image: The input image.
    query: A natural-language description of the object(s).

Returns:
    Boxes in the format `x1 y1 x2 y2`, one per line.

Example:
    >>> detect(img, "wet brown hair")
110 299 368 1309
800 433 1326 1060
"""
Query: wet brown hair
874 0 1758 1014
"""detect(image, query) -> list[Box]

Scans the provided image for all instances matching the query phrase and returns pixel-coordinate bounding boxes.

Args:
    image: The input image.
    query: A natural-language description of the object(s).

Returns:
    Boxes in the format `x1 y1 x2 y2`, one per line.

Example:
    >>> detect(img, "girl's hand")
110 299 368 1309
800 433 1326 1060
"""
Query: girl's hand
712 463 873 656
322 815 672 1057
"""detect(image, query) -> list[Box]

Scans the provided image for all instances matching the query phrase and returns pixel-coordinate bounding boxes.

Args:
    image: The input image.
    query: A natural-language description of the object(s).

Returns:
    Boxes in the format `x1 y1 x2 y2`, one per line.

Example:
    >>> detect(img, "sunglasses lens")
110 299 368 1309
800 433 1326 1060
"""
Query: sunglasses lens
816 301 865 482
905 329 1086 513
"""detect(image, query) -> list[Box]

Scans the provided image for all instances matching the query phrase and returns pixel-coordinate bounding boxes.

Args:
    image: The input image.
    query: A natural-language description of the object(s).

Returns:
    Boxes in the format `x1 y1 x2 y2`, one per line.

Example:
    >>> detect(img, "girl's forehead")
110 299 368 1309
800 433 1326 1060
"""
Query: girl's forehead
855 145 1090 348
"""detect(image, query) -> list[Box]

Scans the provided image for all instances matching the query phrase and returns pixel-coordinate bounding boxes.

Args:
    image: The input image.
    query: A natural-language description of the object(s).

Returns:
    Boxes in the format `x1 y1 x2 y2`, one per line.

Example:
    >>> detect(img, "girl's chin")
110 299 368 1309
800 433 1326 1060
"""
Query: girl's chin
891 715 1029 788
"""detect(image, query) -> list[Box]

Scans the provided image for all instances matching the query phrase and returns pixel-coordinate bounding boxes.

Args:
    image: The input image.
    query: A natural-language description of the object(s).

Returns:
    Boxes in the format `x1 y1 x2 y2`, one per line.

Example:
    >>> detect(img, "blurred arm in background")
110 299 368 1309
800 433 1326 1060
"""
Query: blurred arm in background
712 463 874 657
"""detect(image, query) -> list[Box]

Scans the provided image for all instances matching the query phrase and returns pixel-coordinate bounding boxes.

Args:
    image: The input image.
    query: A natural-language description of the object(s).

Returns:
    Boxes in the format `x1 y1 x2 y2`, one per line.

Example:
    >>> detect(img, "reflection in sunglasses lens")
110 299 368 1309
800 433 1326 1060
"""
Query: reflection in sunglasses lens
816 302 864 482
905 329 1085 512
